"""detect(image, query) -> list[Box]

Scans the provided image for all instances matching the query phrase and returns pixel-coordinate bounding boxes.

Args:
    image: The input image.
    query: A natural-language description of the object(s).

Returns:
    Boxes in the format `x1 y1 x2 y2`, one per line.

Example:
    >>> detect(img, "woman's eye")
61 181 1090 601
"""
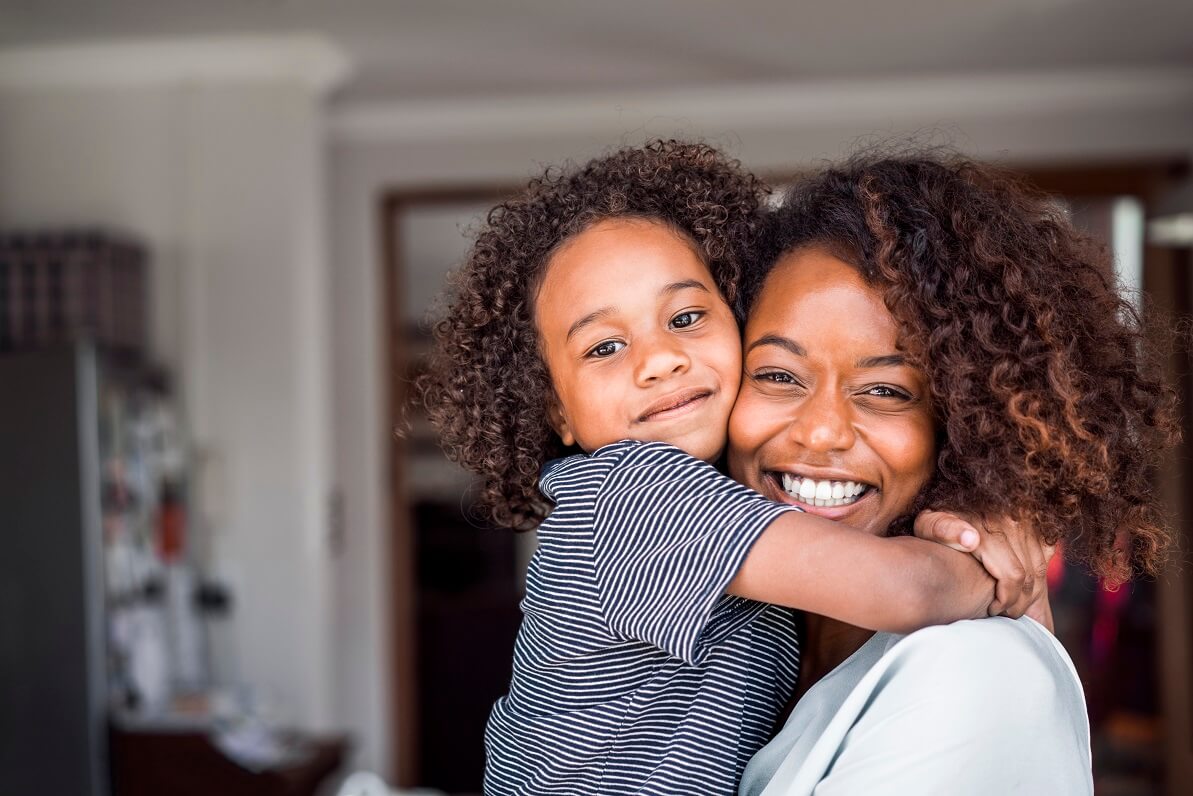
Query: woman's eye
865 384 910 399
669 311 703 329
754 370 797 385
588 340 625 358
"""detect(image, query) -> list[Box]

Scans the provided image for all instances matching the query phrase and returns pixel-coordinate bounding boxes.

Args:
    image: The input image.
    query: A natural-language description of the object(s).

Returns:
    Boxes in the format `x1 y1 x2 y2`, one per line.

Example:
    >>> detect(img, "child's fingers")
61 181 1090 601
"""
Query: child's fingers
997 519 1051 620
913 510 981 552
971 528 1029 617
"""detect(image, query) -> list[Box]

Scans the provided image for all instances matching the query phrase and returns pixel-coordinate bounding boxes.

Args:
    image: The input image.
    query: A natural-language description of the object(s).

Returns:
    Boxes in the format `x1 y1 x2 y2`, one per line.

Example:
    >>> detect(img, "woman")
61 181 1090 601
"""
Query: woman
728 154 1177 794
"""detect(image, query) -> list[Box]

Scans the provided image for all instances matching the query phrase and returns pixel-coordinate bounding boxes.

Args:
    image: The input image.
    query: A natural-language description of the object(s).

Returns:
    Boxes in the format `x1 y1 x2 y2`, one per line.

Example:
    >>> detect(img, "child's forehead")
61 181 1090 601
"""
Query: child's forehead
541 219 718 301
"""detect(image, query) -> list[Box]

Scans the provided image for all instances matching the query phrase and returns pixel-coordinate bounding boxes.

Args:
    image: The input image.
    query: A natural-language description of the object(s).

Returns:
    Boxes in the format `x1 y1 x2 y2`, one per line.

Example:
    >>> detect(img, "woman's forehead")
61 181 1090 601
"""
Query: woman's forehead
751 250 890 325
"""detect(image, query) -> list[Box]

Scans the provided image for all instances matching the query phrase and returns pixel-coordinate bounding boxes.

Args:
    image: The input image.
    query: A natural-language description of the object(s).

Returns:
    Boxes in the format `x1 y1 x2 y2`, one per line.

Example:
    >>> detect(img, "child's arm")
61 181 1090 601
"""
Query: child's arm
726 511 995 634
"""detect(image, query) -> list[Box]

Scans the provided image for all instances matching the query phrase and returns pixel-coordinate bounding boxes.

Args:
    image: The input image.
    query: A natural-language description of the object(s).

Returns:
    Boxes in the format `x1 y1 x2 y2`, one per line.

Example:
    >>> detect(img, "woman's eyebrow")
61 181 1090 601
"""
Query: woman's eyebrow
856 353 907 368
746 334 805 356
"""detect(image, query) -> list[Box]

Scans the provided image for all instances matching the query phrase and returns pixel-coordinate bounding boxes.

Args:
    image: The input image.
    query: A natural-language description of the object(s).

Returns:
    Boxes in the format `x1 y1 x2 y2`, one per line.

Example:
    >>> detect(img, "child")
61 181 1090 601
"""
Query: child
417 141 1024 795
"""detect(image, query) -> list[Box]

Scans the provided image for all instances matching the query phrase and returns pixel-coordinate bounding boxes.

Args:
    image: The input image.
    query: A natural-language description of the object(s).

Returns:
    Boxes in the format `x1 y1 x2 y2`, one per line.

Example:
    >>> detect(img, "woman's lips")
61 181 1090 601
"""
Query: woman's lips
636 388 713 422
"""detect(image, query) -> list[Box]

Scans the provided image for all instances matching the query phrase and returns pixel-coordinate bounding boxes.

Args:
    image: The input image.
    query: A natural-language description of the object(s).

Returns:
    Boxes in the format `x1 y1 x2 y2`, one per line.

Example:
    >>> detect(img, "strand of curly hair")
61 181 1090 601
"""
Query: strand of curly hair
742 153 1179 582
414 140 766 530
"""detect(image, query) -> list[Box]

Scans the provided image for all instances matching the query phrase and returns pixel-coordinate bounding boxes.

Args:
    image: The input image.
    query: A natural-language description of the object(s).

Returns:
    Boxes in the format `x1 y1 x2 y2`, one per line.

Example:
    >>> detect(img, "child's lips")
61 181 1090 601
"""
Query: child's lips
637 388 713 422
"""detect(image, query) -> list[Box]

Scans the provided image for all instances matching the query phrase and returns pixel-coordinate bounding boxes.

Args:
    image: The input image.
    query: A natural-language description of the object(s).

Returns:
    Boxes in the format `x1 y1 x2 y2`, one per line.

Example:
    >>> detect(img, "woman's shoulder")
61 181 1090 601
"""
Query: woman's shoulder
878 616 1084 714
892 616 1066 665
855 617 1090 773
741 618 1092 796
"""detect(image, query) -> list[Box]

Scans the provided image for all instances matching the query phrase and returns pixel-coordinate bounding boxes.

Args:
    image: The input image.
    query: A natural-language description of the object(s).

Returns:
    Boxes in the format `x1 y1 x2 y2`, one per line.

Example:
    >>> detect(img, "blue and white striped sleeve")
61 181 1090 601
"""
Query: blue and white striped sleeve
590 441 796 665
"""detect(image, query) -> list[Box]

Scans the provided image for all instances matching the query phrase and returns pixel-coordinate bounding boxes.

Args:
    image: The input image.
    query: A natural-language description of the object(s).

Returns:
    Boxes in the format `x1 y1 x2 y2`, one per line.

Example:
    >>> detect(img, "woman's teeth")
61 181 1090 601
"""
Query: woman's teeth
779 474 869 507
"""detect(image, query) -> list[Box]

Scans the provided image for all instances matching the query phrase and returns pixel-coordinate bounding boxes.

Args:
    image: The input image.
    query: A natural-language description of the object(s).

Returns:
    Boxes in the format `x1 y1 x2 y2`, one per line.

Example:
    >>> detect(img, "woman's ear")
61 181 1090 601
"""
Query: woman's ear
547 398 577 447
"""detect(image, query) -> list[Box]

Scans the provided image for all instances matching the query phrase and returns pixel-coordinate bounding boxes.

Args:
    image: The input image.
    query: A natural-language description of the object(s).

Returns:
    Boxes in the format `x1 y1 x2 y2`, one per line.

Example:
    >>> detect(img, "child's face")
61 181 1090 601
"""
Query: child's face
535 217 742 462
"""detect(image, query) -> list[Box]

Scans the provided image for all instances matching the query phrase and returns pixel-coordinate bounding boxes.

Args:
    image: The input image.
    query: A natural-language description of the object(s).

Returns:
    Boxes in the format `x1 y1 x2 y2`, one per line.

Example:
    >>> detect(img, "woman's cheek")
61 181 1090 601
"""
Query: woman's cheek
872 418 936 488
727 391 763 475
729 387 763 440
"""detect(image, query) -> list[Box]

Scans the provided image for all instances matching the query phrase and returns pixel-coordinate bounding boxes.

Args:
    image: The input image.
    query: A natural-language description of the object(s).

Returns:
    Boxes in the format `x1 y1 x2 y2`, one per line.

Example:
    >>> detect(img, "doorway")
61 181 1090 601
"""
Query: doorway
381 188 532 793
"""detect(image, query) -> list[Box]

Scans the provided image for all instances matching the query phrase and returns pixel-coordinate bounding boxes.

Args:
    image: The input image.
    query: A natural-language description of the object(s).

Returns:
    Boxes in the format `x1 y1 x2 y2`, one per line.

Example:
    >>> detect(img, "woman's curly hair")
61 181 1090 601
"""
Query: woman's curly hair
740 152 1180 582
415 140 766 530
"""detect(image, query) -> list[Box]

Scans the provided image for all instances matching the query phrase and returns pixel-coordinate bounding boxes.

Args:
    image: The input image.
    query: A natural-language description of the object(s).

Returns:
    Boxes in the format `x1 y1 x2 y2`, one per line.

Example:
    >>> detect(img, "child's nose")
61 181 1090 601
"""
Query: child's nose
633 339 690 385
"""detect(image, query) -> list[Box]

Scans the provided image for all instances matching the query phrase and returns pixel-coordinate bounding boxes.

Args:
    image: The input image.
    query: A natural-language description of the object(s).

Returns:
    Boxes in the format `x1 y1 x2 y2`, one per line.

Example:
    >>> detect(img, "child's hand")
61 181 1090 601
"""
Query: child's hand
913 511 1055 621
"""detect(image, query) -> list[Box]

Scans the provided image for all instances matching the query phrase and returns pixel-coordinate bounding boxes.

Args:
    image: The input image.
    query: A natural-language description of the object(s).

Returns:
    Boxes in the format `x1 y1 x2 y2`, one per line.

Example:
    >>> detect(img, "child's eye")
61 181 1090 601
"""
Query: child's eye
587 340 625 358
669 311 704 329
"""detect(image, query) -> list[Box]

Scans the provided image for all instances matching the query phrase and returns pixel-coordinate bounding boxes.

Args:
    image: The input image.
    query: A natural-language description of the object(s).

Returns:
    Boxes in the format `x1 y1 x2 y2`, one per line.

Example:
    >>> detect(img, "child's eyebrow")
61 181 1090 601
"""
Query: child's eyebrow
567 308 614 342
661 279 711 297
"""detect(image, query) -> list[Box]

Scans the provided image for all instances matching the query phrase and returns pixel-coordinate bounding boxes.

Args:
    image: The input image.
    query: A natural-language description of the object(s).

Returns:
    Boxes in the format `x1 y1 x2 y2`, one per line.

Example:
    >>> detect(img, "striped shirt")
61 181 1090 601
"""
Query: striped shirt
484 440 801 796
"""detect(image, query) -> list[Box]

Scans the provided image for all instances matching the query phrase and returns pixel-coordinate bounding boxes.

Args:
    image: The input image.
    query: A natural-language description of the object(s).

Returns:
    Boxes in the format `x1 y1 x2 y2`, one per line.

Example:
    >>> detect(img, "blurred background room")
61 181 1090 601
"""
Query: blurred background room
0 2 1191 795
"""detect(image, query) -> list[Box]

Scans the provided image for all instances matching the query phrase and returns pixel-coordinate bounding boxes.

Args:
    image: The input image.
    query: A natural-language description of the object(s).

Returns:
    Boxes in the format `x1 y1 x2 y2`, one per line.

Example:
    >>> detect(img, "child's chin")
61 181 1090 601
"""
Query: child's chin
672 432 728 464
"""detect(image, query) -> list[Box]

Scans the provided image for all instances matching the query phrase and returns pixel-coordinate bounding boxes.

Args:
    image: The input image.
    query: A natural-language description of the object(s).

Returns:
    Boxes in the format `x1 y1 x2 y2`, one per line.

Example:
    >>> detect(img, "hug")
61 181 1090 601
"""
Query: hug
416 141 1177 794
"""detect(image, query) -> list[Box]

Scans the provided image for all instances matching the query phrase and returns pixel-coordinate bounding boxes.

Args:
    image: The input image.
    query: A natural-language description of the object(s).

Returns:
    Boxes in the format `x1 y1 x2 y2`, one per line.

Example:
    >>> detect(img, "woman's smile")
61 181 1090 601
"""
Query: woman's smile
774 471 875 507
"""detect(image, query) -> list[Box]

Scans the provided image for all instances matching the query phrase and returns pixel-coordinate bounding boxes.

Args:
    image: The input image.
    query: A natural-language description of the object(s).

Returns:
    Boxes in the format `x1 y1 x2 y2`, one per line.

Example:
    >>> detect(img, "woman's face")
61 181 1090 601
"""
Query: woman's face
727 246 936 536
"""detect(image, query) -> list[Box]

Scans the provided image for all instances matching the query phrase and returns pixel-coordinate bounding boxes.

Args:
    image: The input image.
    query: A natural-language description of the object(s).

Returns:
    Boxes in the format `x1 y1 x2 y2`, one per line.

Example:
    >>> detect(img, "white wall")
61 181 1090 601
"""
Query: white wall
176 82 336 731
0 41 342 736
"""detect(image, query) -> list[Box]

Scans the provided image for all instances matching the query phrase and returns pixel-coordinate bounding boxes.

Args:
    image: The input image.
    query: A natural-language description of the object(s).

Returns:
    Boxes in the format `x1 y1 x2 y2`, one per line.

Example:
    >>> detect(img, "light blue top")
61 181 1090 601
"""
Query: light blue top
740 616 1092 795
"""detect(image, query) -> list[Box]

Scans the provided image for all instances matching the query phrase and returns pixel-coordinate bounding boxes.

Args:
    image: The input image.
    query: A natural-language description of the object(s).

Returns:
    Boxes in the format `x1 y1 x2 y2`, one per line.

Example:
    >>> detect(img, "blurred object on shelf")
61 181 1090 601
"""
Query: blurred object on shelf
99 361 214 715
0 230 146 357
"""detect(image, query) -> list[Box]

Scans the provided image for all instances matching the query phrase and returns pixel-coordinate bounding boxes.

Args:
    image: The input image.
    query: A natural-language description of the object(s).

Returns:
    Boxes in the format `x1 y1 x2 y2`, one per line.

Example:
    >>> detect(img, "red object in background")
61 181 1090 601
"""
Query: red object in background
1092 580 1129 667
157 481 186 562
1047 542 1066 590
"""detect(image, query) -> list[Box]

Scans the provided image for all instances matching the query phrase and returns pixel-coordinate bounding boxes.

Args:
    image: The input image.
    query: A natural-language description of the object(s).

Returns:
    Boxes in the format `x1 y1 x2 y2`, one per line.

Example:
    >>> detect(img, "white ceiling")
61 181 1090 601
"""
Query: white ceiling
0 0 1190 102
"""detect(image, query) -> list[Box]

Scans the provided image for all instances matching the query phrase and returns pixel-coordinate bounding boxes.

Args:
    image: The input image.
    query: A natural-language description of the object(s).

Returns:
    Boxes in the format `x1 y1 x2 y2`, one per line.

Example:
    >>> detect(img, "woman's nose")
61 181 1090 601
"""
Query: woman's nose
788 391 855 452
634 336 690 386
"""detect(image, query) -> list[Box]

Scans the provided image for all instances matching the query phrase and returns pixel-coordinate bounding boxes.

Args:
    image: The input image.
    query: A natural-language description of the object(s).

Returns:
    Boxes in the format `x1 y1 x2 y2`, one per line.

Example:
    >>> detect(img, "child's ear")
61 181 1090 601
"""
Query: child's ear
547 398 577 447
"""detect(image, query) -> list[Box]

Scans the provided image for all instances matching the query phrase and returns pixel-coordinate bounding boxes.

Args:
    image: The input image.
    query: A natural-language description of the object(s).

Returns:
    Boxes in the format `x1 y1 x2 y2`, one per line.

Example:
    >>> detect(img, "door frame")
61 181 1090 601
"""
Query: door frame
379 185 515 786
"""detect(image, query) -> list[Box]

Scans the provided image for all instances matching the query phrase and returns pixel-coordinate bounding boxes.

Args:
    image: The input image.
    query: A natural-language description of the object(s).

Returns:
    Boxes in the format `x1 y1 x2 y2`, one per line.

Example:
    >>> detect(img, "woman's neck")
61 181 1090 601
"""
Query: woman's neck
794 615 877 701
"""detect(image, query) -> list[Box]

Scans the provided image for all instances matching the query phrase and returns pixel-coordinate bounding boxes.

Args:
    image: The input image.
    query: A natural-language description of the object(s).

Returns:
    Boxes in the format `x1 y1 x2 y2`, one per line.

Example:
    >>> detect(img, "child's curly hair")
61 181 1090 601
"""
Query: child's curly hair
415 140 766 530
740 152 1180 582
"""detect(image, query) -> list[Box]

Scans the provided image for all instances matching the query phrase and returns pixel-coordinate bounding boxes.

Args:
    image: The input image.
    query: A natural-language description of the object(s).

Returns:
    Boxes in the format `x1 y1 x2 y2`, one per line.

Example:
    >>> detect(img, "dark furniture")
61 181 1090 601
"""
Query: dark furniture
109 727 347 796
